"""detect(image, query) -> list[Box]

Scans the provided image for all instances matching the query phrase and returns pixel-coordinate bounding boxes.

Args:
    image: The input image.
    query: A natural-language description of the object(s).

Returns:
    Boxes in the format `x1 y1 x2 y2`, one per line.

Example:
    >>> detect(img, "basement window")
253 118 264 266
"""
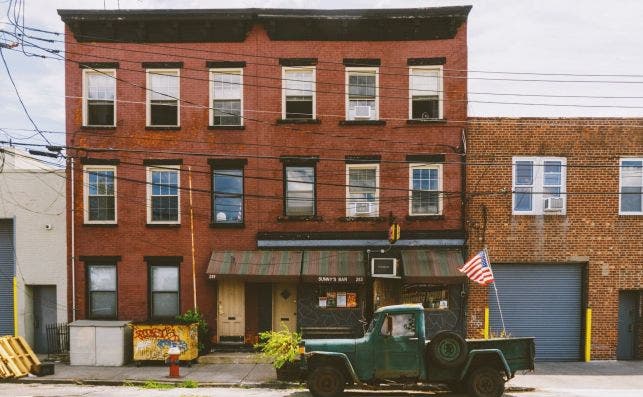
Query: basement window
147 69 179 127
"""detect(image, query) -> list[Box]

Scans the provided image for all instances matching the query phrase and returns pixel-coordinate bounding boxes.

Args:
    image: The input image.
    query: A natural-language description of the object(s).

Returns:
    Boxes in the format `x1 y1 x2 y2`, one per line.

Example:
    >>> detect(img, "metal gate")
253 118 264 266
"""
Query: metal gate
0 219 15 336
488 264 582 361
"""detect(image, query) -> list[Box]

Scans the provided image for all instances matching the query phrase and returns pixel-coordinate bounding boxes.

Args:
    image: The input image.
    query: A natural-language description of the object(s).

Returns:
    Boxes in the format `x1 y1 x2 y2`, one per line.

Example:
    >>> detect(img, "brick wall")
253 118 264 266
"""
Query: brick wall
465 118 643 359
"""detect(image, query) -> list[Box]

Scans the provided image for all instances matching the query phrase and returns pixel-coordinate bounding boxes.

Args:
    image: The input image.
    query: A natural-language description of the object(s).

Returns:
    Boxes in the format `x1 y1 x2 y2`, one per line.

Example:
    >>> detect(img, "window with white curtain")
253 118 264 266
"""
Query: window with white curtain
147 69 179 126
211 69 242 126
283 67 315 119
409 67 442 120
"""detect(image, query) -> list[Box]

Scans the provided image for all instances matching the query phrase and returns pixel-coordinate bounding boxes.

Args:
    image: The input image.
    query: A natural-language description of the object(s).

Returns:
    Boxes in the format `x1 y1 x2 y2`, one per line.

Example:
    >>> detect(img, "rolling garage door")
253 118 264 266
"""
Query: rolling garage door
0 219 15 336
488 264 582 361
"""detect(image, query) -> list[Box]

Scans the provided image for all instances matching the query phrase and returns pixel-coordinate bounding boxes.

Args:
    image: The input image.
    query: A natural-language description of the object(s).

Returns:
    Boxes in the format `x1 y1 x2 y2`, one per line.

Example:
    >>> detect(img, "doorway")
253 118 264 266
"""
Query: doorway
217 279 245 343
273 283 297 332
32 285 57 353
617 290 640 360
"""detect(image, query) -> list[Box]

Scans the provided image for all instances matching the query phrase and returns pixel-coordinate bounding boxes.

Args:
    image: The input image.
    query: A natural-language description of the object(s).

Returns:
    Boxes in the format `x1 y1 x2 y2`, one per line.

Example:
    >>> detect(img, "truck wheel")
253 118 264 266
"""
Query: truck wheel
466 366 505 397
427 331 467 368
307 366 345 397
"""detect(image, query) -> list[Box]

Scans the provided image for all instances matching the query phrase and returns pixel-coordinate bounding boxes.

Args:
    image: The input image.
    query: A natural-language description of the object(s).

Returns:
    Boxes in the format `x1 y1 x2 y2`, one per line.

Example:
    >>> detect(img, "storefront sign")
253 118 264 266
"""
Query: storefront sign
317 276 364 283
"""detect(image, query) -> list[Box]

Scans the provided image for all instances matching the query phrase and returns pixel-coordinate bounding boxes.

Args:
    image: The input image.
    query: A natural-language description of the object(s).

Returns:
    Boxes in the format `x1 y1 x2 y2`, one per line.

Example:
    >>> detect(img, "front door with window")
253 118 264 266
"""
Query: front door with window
273 283 297 332
217 279 245 342
374 312 421 379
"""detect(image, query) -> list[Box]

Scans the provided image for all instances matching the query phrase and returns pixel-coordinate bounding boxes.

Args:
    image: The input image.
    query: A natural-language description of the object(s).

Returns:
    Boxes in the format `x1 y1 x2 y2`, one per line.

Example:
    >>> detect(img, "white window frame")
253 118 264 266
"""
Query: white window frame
209 68 243 127
83 165 117 224
82 68 116 127
619 157 643 215
146 68 180 127
146 165 181 224
345 67 379 120
408 163 443 215
408 66 443 120
512 156 567 215
346 163 380 217
282 66 316 120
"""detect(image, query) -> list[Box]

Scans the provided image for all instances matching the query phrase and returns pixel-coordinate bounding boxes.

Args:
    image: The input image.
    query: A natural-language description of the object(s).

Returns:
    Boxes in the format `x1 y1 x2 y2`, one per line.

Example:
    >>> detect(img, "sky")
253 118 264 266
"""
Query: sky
1 0 643 148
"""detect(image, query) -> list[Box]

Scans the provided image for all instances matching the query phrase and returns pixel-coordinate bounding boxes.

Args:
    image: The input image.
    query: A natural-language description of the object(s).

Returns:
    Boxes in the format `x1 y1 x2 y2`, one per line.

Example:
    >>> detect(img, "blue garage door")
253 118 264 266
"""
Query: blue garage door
488 264 582 362
0 219 15 336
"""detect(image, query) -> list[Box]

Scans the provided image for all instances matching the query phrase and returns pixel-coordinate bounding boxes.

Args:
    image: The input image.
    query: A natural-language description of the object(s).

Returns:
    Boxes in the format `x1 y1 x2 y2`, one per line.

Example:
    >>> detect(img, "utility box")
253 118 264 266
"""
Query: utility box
69 320 132 366
132 323 198 363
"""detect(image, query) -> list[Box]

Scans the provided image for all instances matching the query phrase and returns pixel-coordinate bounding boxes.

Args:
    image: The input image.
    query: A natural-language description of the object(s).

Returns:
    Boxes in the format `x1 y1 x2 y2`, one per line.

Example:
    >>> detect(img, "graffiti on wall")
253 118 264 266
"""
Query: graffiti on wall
132 324 198 361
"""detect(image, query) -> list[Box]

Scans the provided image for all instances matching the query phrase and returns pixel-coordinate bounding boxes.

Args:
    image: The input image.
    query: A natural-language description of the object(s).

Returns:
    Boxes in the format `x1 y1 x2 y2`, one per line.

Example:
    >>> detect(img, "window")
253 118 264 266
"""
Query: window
83 69 115 126
512 157 566 215
283 67 315 119
620 158 643 214
381 313 417 337
346 68 378 120
317 286 359 308
150 265 179 318
346 164 379 216
213 168 244 223
285 166 315 216
84 166 116 223
409 67 442 120
210 69 242 126
409 164 442 215
87 264 117 319
147 166 180 224
147 69 179 126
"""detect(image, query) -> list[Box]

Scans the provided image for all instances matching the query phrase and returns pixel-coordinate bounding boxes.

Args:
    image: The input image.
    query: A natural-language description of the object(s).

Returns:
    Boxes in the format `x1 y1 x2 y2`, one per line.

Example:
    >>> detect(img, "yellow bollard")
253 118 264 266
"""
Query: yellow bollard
484 307 489 339
585 308 592 362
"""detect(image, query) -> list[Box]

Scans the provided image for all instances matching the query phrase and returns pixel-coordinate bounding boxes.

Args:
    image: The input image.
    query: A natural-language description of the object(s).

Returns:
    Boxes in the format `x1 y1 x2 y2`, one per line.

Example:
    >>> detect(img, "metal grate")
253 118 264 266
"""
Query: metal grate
46 323 69 357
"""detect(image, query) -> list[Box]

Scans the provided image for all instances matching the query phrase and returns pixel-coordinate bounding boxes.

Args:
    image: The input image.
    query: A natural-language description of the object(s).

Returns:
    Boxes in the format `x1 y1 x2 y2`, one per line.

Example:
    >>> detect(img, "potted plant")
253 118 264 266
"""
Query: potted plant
255 324 302 381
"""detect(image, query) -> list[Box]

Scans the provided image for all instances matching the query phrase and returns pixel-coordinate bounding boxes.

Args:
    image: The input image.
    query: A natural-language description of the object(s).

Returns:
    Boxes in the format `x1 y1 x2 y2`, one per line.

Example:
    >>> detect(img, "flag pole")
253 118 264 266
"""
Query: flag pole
485 247 506 336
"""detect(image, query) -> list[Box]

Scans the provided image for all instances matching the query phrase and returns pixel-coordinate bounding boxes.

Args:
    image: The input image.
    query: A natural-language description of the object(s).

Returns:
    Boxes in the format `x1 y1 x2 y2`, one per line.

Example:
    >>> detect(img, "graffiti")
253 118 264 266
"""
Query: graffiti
132 324 198 362
133 326 180 342
157 339 188 352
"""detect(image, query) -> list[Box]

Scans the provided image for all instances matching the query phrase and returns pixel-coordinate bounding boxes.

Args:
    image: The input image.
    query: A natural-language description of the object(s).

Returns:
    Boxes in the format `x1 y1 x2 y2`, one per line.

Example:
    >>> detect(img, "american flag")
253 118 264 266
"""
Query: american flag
459 250 495 286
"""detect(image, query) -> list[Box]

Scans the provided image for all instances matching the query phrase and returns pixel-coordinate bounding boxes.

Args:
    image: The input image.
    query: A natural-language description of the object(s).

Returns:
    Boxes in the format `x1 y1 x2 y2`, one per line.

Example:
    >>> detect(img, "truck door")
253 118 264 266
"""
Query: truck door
374 312 421 379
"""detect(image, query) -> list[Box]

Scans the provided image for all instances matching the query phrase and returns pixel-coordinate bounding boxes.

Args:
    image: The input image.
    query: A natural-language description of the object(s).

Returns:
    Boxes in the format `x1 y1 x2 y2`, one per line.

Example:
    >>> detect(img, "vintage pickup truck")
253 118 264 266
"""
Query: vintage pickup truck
299 303 534 397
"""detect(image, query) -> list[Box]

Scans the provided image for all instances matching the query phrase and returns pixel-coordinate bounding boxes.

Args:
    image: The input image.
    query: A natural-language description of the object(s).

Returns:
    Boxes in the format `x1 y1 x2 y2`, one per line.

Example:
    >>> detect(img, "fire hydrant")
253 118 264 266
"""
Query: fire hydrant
167 346 181 378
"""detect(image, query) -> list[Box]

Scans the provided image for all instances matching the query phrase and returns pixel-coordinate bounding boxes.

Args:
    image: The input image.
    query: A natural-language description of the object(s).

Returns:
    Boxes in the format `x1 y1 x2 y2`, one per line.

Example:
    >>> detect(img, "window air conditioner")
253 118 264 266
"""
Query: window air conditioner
354 105 371 119
544 197 565 211
371 258 398 278
353 202 374 215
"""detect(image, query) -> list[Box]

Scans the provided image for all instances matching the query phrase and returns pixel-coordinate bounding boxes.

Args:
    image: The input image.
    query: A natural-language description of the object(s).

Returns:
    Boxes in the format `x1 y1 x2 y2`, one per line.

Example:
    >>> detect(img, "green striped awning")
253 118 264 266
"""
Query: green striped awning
401 249 466 283
301 251 365 283
206 250 302 280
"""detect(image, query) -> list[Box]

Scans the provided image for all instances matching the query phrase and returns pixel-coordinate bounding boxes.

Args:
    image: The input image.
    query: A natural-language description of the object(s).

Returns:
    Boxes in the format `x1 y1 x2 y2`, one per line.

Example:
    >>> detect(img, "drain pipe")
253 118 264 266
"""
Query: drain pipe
70 157 76 322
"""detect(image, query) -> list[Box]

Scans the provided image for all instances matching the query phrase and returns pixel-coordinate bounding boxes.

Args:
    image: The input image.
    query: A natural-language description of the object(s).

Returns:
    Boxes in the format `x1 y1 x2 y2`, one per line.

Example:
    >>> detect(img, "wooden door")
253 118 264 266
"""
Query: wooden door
217 280 245 342
272 283 297 332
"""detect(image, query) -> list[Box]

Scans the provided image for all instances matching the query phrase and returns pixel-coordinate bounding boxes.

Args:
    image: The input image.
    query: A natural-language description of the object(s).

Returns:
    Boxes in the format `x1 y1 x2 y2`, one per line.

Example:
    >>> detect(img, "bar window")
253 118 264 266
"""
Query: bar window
147 69 179 126
318 286 359 308
285 166 315 216
84 166 116 223
620 158 643 214
150 265 179 318
409 164 442 215
213 168 244 223
88 264 117 319
211 69 242 126
147 166 180 223
283 68 315 119
409 67 442 120
83 69 115 126
346 68 378 120
346 164 379 216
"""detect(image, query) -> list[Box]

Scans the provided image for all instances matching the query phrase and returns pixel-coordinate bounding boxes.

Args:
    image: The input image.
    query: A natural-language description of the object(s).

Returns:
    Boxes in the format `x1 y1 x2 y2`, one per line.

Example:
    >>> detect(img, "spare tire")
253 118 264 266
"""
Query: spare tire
427 331 468 368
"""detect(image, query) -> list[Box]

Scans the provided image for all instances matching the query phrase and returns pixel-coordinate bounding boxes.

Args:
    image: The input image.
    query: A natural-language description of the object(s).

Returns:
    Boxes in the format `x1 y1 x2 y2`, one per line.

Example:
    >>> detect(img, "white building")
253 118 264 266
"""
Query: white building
0 147 67 352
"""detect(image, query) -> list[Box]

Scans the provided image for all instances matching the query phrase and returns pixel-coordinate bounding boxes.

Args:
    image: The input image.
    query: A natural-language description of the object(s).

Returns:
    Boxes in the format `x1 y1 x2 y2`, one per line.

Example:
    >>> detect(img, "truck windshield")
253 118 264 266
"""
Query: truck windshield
365 313 380 334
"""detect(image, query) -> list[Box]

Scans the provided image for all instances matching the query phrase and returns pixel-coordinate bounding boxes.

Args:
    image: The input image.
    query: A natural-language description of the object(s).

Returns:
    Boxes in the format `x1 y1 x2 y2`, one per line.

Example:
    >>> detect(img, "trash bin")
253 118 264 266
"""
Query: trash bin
69 320 132 366
131 322 198 363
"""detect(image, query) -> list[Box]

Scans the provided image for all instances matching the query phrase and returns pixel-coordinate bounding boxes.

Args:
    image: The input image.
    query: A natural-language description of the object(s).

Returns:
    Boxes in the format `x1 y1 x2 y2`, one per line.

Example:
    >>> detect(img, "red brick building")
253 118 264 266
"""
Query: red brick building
465 118 642 360
60 7 472 345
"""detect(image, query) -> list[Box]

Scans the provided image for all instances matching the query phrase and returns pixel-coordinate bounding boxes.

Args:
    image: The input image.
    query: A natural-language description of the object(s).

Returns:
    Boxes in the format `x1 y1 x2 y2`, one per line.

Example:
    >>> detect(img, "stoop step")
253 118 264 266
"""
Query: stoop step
197 352 273 365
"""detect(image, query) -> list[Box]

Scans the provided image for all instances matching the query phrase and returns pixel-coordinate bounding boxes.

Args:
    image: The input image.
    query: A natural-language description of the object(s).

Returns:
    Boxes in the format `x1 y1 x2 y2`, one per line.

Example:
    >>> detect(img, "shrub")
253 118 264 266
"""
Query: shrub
254 324 301 369
176 309 209 354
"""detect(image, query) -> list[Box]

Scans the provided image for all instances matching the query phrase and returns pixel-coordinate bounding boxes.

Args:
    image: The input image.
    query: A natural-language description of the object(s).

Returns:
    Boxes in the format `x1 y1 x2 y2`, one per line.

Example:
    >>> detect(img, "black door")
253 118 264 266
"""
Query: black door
257 283 272 333
617 291 640 360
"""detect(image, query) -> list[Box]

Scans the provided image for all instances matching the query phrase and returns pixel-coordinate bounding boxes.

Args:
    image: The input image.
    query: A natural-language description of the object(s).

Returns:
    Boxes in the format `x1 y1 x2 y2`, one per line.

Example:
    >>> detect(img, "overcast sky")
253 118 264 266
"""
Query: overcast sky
2 0 643 147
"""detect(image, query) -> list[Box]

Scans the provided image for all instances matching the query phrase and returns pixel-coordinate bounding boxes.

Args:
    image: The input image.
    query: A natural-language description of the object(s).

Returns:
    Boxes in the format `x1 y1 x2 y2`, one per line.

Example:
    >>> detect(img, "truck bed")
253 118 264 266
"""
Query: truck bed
467 337 535 373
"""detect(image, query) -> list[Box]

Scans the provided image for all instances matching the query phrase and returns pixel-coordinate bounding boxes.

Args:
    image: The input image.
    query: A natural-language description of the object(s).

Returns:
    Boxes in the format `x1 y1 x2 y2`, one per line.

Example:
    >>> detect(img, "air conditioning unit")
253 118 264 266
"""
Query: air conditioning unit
353 105 371 119
371 258 398 278
544 197 565 211
353 202 374 215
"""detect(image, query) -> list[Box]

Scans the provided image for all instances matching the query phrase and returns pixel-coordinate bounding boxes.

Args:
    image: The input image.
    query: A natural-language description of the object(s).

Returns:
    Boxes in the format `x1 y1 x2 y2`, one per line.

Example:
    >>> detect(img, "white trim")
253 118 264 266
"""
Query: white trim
146 69 180 127
346 163 380 217
408 163 443 215
408 65 443 120
82 68 116 127
345 67 379 120
282 66 316 120
619 157 643 215
83 165 117 224
209 68 244 126
146 165 181 224
512 156 567 215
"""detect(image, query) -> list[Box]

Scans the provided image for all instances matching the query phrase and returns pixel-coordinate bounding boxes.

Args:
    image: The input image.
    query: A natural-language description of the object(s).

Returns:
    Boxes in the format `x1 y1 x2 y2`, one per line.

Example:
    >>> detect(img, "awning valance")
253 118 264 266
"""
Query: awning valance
301 251 365 283
206 250 302 281
401 249 466 283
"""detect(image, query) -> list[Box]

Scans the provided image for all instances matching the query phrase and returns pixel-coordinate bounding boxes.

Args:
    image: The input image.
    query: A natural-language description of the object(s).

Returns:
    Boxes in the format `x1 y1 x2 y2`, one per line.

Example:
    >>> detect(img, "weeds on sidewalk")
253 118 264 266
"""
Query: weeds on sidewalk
142 380 174 389
122 379 199 390
179 380 198 388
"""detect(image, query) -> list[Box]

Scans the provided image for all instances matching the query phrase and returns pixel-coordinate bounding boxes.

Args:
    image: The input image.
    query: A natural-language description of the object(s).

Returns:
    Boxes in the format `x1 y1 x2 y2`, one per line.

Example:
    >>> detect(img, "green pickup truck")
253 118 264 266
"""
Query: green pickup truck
299 304 534 397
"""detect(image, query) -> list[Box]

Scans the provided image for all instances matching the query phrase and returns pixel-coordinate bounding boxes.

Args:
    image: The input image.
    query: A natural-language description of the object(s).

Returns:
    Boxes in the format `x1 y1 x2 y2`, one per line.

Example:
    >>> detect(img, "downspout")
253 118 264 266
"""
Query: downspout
70 157 76 321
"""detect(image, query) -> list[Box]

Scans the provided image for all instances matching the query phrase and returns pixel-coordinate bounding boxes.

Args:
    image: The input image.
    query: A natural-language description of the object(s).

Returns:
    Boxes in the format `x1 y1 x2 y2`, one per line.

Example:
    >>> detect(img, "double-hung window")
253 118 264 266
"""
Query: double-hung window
84 166 116 223
346 164 379 217
409 164 442 215
213 168 244 223
285 166 316 216
150 265 179 319
87 263 117 319
513 157 566 215
147 69 179 127
409 67 442 120
83 69 116 127
346 68 378 120
283 67 315 119
211 69 242 126
620 158 643 214
147 166 180 224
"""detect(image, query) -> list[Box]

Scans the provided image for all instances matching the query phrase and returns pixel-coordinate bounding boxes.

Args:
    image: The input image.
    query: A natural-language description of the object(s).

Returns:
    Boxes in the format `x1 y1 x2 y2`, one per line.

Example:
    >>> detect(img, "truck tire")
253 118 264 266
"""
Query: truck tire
427 331 467 368
307 366 345 397
466 366 505 397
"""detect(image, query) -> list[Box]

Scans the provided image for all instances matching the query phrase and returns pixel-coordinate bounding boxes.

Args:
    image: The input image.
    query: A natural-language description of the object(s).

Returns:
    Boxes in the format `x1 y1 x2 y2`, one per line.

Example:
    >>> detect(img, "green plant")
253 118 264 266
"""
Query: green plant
176 309 210 354
141 380 174 390
254 323 301 369
179 379 199 388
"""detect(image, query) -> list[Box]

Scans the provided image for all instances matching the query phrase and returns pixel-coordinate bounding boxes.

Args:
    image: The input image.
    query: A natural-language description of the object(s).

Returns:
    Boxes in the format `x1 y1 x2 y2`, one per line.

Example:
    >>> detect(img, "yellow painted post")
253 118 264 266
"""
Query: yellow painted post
484 306 489 339
13 277 18 336
585 308 592 362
